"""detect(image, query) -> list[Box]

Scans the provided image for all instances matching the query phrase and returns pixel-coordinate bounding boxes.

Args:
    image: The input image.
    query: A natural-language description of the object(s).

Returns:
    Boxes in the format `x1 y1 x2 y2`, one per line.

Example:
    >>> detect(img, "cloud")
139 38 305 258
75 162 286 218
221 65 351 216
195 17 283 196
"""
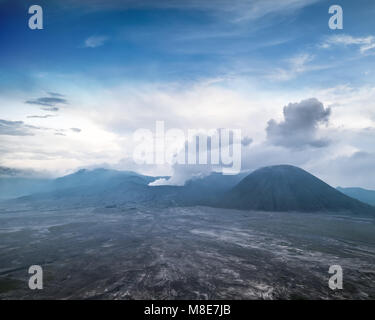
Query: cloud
25 97 68 107
267 53 315 81
63 0 320 23
241 136 253 146
0 166 49 178
0 166 22 177
0 119 35 136
84 36 108 48
1 118 69 138
148 135 217 186
41 107 60 112
27 115 56 119
4 72 375 189
70 128 82 133
149 164 212 186
25 92 68 113
47 92 65 97
310 151 375 189
266 98 331 149
149 129 242 186
321 34 375 54
224 0 321 22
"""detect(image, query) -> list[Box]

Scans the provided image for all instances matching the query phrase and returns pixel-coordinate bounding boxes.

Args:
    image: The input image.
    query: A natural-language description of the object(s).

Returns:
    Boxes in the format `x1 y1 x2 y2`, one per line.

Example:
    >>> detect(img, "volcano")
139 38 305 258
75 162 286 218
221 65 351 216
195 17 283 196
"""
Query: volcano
221 165 374 214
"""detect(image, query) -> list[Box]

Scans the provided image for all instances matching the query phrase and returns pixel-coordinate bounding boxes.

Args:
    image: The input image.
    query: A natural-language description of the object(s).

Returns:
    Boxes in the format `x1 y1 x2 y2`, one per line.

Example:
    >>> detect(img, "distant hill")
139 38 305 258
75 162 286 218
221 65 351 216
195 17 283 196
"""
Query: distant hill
0 166 51 200
221 165 375 214
14 168 156 207
0 177 51 200
337 187 375 206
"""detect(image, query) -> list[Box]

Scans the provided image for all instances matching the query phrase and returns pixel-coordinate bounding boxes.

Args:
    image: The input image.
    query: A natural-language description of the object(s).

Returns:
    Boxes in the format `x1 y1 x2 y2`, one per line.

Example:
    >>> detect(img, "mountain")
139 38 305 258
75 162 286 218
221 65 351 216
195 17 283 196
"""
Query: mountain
51 168 154 191
0 177 51 200
2 167 247 210
6 168 245 208
0 166 51 200
337 187 375 206
221 165 375 214
14 168 157 207
173 171 248 204
0 168 154 202
3 165 374 215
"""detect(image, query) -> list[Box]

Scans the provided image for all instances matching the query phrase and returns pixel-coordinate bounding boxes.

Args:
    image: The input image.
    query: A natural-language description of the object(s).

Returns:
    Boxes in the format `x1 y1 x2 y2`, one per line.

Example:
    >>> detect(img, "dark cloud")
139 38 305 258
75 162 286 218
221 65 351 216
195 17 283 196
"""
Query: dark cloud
0 119 34 136
41 107 60 112
25 97 67 107
47 92 64 97
25 92 68 110
70 128 82 133
266 98 331 149
0 166 23 177
241 136 253 147
0 166 37 178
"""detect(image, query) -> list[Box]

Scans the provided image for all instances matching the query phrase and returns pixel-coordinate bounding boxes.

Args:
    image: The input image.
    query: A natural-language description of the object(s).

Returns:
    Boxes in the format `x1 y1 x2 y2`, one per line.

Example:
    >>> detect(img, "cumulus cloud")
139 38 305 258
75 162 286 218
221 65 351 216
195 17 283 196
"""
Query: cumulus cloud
266 98 331 149
84 36 108 48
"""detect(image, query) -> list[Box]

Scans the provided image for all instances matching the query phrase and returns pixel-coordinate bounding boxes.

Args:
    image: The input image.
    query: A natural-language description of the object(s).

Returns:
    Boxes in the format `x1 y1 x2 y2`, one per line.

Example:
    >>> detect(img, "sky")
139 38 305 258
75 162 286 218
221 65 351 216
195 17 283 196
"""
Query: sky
1 0 375 188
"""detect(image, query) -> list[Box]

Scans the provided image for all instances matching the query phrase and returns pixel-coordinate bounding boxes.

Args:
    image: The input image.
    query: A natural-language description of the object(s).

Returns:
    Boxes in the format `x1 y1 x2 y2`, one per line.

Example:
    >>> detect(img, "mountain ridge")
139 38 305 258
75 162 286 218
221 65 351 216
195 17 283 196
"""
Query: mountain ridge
1 165 374 215
337 186 375 206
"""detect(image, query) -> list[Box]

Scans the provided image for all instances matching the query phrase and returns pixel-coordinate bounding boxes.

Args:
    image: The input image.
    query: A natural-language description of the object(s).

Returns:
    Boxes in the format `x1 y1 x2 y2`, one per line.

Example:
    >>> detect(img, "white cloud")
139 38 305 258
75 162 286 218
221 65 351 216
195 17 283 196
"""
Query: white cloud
321 34 375 54
3 74 375 188
84 35 108 48
266 53 317 81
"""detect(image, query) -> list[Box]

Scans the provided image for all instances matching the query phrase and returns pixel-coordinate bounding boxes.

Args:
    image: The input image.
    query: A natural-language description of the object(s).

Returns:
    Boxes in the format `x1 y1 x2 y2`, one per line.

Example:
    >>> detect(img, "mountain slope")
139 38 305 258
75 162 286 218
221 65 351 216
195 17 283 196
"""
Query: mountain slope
221 165 374 214
12 169 156 208
337 187 375 206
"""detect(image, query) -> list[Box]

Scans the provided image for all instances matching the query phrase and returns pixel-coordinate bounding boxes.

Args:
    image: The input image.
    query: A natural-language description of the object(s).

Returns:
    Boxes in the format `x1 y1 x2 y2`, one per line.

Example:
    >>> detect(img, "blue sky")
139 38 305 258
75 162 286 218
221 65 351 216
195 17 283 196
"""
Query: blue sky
1 0 374 87
1 0 375 187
